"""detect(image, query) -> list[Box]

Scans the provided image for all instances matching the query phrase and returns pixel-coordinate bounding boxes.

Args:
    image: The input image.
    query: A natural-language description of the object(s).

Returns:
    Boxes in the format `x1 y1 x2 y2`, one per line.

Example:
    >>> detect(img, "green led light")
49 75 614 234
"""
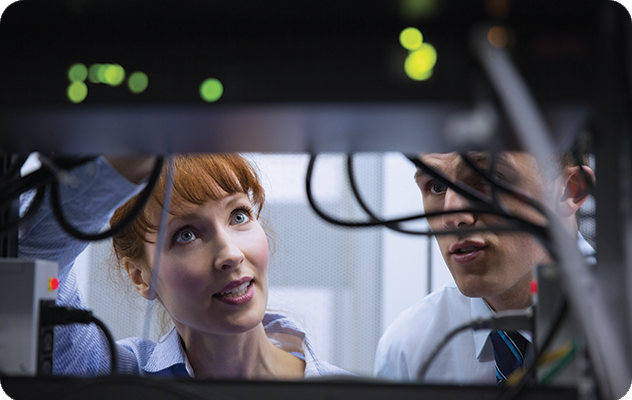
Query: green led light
104 64 126 86
399 27 423 51
200 78 223 102
68 63 88 82
96 64 109 84
400 0 438 20
88 64 102 83
128 71 149 94
404 42 437 81
67 82 88 103
410 67 433 81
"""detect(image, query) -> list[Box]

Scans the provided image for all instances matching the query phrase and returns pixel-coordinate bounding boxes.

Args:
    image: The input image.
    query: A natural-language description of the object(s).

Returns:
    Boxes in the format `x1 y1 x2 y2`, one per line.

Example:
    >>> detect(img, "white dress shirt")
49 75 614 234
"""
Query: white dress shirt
374 235 594 384
374 281 500 384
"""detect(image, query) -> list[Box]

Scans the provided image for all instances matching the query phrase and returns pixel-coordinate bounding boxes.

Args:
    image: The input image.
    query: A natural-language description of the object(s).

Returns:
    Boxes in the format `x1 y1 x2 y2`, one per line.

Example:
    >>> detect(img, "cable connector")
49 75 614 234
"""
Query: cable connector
42 305 93 326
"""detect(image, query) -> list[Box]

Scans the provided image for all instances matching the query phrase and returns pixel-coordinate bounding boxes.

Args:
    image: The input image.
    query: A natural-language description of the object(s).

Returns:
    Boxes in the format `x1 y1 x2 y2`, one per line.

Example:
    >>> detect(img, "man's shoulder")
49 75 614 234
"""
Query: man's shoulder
393 282 468 322
374 281 480 379
380 281 471 346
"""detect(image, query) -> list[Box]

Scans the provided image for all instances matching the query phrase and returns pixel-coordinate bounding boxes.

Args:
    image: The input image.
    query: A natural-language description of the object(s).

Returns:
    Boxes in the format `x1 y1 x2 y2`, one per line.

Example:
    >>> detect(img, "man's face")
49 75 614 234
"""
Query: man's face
416 152 550 311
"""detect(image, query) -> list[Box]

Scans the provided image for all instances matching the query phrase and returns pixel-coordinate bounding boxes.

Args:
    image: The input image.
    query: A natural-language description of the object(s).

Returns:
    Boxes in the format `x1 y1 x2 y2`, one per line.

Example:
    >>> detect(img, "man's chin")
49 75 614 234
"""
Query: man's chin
454 280 497 300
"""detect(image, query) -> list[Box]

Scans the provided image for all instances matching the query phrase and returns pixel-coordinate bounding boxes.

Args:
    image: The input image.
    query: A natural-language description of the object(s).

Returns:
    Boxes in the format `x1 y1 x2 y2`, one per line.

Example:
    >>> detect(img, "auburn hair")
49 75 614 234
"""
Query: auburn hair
111 153 265 266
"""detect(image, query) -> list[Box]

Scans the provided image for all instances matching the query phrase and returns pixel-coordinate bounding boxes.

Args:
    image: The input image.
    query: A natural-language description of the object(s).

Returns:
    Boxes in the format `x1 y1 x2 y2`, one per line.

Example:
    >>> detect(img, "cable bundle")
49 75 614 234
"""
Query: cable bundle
0 155 164 241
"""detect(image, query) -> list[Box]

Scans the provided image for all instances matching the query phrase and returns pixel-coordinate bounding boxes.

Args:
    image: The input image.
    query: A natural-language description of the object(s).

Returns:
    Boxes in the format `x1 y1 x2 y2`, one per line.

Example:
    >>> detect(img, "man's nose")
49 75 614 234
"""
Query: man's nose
441 188 476 230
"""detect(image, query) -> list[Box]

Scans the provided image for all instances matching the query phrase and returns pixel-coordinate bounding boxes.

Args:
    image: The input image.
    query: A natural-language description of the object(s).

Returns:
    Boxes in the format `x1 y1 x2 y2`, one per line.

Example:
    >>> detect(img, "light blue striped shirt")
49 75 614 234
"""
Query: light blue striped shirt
19 157 349 378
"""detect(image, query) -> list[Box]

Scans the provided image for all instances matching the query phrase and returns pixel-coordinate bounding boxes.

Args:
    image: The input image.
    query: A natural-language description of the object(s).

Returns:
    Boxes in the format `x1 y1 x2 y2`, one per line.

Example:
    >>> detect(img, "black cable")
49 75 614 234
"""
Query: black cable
42 305 118 376
49 156 164 241
459 153 549 219
404 154 495 209
0 157 95 234
416 320 486 383
346 153 422 235
416 312 533 382
405 154 558 260
0 157 96 209
306 153 550 241
0 184 46 234
348 152 551 238
489 150 500 205
495 299 569 400
345 153 381 222
0 154 27 185
90 315 119 376
403 153 552 239
0 167 55 206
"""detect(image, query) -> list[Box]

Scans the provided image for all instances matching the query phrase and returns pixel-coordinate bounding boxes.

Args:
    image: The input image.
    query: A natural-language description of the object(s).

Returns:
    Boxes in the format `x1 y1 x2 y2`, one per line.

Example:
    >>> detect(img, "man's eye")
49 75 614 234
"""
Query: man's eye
174 229 197 244
428 181 447 194
470 177 495 194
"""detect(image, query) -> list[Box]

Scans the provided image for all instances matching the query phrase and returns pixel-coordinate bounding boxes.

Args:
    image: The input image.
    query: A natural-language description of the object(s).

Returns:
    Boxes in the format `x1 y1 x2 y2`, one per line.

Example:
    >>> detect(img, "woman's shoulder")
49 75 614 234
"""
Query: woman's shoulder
116 328 188 376
262 312 305 336
262 312 355 378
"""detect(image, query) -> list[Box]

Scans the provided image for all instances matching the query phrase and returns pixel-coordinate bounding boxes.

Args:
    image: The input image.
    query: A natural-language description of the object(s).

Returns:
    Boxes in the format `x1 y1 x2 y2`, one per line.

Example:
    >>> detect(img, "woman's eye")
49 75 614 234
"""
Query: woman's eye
175 229 197 244
231 210 251 225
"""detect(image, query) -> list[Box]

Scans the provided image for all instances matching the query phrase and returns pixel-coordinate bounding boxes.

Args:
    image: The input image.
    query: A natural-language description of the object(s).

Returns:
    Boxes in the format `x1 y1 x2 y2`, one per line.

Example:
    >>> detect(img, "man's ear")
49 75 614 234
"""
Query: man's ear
123 257 156 301
556 165 595 218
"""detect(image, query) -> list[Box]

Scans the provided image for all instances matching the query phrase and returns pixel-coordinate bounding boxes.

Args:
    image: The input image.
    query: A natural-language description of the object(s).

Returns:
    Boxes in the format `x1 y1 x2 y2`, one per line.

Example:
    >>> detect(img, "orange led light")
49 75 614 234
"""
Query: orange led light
488 26 509 49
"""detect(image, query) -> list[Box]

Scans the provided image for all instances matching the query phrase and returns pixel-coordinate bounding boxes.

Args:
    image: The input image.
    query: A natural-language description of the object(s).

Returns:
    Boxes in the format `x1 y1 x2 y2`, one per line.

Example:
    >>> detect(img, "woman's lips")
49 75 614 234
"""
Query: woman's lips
213 280 254 305
214 276 252 295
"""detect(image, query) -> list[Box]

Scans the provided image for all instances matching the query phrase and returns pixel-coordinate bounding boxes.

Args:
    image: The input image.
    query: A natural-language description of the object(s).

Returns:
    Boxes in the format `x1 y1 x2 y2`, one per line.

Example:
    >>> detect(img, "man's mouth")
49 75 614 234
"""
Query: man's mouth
213 280 252 298
454 246 480 254
449 240 487 255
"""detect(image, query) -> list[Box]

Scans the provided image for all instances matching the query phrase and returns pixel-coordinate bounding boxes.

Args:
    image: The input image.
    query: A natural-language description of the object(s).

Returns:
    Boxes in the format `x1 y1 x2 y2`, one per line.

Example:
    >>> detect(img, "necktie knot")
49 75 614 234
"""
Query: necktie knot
491 330 529 385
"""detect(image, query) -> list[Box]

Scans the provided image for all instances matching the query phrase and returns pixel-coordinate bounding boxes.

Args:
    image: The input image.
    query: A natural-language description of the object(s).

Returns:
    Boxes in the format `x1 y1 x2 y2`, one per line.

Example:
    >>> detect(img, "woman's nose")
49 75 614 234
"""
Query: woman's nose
212 231 245 271
441 188 476 230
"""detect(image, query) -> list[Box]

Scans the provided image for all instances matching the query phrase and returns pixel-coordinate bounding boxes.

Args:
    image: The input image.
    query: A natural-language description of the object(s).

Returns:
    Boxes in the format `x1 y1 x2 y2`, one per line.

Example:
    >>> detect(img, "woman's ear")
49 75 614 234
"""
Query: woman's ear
123 257 156 301
556 165 595 218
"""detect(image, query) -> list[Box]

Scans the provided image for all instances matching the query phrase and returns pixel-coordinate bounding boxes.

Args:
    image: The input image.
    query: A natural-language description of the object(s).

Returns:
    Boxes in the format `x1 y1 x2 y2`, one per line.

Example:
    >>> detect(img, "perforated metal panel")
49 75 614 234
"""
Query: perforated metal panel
259 153 384 375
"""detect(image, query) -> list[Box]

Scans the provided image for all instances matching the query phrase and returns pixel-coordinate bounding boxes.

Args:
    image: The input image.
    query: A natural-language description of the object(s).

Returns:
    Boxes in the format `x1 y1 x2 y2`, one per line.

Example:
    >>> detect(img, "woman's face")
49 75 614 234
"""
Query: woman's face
142 191 269 337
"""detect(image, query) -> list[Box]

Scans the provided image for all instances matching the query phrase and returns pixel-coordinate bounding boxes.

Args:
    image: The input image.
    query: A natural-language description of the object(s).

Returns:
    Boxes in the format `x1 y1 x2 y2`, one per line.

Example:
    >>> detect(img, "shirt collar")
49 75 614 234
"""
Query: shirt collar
471 234 593 362
577 232 596 264
142 313 309 377
471 297 495 362
143 326 191 376
471 297 533 362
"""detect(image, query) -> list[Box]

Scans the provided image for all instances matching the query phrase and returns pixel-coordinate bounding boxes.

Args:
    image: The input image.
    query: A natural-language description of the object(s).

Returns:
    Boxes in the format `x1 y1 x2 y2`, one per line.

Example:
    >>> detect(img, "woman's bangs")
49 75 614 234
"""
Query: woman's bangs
154 154 265 217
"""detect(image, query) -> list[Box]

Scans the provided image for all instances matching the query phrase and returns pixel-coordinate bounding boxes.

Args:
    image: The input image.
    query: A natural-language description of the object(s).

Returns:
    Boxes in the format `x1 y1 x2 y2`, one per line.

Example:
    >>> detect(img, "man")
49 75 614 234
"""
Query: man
374 151 594 384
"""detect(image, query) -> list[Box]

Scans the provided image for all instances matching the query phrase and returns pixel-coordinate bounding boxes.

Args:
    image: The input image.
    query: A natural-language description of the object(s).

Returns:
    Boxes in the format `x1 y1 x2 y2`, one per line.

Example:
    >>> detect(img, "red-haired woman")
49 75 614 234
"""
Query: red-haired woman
19 155 349 378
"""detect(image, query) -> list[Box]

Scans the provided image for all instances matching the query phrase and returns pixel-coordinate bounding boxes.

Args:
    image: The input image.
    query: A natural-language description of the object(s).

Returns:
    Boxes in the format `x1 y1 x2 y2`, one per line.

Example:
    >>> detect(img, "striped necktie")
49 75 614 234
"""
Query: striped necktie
490 330 529 385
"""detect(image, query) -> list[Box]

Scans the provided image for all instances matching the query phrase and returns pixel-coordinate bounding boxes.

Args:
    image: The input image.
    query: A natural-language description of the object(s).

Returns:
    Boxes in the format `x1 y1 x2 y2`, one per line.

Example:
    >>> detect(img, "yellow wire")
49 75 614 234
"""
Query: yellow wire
504 341 574 386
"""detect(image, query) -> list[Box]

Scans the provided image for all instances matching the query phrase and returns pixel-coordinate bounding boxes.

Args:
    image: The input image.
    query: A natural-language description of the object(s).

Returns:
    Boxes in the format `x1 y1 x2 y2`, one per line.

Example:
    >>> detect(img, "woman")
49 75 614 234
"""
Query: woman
19 154 348 378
